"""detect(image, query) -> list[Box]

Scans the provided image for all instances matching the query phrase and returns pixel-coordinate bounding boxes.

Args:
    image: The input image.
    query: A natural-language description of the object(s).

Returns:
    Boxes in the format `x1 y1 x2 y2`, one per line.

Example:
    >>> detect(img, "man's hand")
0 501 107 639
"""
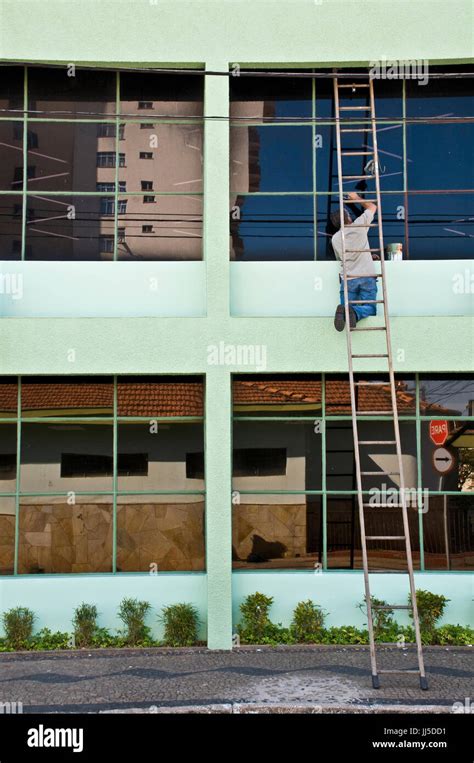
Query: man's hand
345 191 377 214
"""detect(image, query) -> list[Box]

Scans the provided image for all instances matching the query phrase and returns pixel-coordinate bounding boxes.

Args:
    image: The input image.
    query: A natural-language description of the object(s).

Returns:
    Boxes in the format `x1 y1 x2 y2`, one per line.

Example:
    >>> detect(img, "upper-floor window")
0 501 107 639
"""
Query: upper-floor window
230 66 474 261
0 66 204 262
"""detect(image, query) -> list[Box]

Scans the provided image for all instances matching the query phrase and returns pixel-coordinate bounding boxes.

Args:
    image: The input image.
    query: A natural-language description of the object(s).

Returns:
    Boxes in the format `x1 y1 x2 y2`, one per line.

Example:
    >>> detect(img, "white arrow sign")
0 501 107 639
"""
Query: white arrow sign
432 447 455 475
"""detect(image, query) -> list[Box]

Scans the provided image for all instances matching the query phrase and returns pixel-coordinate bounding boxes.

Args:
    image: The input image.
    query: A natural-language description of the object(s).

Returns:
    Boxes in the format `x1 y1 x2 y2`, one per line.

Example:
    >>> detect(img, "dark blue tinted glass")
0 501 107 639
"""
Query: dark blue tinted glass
317 194 406 260
407 73 474 117
230 74 312 120
230 126 313 192
407 193 474 259
407 124 474 190
315 124 404 194
315 75 402 121
231 195 314 260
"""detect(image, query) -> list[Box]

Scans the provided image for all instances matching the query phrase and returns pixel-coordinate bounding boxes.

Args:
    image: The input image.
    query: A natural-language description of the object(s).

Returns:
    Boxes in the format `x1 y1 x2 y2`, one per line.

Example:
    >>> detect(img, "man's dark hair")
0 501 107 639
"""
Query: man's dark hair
330 207 353 229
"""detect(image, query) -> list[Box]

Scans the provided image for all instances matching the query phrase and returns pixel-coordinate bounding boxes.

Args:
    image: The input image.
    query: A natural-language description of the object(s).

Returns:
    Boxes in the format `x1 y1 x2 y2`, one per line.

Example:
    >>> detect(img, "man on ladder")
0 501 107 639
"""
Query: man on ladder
331 190 379 332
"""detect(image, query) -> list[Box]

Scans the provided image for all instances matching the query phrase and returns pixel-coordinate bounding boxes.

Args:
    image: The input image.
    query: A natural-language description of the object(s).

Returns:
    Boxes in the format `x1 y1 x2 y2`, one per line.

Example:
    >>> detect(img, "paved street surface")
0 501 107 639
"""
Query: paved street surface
0 646 472 713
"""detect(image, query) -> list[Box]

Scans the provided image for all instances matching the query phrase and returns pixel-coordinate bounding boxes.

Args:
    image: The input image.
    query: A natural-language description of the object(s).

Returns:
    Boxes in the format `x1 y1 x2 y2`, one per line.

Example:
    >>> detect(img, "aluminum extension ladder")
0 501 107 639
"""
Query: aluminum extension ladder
333 76 428 690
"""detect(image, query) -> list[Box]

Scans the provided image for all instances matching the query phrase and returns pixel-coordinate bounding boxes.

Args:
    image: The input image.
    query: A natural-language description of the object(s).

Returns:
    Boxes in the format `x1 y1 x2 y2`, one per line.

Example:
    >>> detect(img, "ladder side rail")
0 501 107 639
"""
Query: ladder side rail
334 78 379 681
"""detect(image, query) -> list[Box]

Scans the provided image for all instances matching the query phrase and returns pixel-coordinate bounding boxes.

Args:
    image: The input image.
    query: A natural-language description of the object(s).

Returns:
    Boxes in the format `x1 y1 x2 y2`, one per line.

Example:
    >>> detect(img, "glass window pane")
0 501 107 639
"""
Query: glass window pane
326 421 417 492
327 494 420 570
28 67 116 118
407 193 474 260
117 422 204 491
120 72 203 118
407 124 474 190
317 193 407 260
315 75 402 120
0 423 17 490
117 376 204 417
25 195 115 260
26 122 120 192
232 421 322 491
0 497 15 574
0 194 23 260
233 374 322 416
419 376 474 416
233 493 321 569
0 377 18 418
117 494 204 571
117 123 203 192
20 422 113 493
21 376 113 417
0 121 23 191
406 71 474 118
325 375 416 415
230 126 312 193
315 123 404 194
421 420 474 492
0 66 24 117
117 194 202 260
230 73 312 121
18 497 113 573
230 194 314 260
423 494 473 570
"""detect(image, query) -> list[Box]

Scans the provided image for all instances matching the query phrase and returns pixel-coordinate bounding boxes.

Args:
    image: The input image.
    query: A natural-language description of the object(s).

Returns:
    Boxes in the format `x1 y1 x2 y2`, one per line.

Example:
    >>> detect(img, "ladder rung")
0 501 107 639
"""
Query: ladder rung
344 224 378 228
343 199 378 204
339 106 372 111
345 248 381 252
360 470 400 476
351 353 388 358
340 128 371 133
342 174 376 180
378 669 420 674
354 382 390 387
337 84 370 89
340 151 373 156
366 536 405 541
346 274 383 279
349 300 384 304
355 410 393 414
351 326 387 332
358 439 396 444
372 605 412 610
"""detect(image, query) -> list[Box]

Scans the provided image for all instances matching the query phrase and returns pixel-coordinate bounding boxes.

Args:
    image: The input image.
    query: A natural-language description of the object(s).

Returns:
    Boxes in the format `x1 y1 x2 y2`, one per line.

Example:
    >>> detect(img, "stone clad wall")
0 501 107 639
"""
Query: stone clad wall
17 501 205 573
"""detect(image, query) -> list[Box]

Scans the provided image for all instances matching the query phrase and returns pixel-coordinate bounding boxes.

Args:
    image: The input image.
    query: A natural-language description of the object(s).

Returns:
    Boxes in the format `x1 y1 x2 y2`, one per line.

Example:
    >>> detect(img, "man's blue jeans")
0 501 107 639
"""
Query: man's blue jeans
340 276 377 321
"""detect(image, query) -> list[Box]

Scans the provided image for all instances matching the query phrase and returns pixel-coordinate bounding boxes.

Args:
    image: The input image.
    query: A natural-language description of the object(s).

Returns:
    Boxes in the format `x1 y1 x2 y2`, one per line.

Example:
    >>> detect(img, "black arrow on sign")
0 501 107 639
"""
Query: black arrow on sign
435 457 450 463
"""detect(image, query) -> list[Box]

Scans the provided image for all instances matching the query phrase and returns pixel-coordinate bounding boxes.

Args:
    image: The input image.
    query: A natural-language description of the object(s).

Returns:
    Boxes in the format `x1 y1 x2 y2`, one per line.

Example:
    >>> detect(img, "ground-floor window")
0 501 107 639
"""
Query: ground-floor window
0 375 205 574
232 374 473 571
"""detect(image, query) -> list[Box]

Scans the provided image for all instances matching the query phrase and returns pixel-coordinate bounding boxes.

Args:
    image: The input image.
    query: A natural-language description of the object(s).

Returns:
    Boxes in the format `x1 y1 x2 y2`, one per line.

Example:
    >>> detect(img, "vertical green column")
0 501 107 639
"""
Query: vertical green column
204 60 232 649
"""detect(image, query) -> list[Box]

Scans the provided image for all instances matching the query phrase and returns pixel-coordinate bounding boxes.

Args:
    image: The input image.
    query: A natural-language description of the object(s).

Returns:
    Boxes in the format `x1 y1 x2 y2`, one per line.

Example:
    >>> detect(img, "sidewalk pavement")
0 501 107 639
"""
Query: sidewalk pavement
0 645 472 714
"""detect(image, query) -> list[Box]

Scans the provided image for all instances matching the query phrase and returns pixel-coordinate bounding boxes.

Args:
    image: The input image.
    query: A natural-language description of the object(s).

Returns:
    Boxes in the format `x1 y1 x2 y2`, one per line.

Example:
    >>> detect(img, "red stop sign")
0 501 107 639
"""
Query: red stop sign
429 420 449 446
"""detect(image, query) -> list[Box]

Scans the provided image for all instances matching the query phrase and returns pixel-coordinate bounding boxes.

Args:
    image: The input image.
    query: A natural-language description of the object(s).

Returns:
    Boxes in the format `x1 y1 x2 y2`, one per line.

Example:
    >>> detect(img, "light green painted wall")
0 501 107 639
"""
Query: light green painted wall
1 0 472 65
0 0 472 649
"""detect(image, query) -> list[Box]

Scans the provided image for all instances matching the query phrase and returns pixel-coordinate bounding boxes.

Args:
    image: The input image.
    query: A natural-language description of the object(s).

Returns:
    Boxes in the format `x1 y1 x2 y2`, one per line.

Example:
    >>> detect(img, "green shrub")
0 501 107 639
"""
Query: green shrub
433 624 474 646
409 589 449 637
30 628 71 650
238 592 289 644
290 600 325 643
2 607 35 650
324 626 369 645
117 598 152 646
160 603 200 647
72 603 99 647
358 596 395 639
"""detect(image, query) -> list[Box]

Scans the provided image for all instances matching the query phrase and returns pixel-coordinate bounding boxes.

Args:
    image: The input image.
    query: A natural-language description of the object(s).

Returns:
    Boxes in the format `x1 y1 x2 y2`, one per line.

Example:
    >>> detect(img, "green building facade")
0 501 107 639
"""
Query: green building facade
0 0 472 647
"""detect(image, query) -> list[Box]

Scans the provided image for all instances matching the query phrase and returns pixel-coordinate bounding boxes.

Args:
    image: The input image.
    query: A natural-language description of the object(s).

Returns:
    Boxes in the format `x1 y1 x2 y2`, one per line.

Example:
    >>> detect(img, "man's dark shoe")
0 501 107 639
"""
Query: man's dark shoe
349 306 357 329
334 304 345 332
